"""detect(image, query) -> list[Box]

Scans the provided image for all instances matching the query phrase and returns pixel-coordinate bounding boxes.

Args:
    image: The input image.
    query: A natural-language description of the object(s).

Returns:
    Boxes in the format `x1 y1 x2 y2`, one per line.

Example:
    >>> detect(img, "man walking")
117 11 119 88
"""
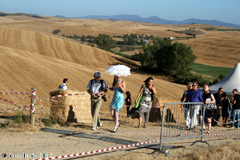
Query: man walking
59 78 69 90
181 82 193 128
182 82 203 129
231 89 240 128
212 87 223 126
87 71 107 130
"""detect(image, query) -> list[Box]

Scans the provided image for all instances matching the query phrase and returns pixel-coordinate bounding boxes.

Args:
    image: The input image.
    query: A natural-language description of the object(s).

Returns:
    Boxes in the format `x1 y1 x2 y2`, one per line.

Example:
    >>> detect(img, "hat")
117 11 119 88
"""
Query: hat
94 71 101 77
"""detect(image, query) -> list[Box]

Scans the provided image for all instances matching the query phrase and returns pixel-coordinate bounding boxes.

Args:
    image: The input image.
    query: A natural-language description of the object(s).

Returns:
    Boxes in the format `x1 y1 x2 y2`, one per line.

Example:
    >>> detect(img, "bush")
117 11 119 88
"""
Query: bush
95 34 116 51
81 35 86 41
52 29 61 35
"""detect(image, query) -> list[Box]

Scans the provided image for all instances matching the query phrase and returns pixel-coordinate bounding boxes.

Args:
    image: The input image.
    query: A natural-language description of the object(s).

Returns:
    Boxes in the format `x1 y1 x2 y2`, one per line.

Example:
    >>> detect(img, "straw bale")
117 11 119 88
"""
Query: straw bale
50 90 91 123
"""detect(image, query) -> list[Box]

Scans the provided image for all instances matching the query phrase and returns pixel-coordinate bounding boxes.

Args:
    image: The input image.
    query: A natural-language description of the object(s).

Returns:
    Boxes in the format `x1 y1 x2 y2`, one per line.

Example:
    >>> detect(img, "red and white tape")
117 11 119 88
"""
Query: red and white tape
212 118 240 125
33 139 159 160
0 92 31 95
0 105 30 113
204 132 240 136
19 96 31 100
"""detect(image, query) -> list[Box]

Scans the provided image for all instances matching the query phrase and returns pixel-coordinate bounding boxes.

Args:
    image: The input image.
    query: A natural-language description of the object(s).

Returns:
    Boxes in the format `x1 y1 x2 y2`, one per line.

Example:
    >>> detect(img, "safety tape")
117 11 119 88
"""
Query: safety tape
212 118 240 124
0 105 30 113
204 132 240 136
0 92 31 95
19 96 31 100
32 139 160 160
0 97 23 108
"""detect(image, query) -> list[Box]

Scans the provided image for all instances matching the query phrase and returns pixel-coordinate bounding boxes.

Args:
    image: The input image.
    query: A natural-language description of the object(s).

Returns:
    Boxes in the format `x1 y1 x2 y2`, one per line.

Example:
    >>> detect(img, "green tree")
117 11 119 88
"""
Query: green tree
140 38 196 75
94 34 116 51
81 35 86 42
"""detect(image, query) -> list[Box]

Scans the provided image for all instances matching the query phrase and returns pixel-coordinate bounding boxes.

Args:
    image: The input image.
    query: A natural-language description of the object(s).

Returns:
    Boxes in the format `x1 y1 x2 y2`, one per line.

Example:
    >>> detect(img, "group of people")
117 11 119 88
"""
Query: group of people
85 71 157 132
181 82 240 133
58 76 240 134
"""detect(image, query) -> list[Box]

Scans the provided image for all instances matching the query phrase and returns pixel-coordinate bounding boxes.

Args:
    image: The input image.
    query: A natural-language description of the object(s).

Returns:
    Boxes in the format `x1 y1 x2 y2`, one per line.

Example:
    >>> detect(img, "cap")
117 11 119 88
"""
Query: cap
94 71 101 77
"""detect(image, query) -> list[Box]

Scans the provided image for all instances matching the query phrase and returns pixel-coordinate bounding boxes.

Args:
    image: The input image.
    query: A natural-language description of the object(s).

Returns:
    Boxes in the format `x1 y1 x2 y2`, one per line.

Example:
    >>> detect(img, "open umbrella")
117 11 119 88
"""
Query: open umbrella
106 65 131 77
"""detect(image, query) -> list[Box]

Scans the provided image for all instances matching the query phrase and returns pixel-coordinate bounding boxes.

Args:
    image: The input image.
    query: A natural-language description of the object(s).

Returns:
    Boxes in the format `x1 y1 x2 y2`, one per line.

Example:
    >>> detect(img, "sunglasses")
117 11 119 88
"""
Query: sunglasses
192 85 197 87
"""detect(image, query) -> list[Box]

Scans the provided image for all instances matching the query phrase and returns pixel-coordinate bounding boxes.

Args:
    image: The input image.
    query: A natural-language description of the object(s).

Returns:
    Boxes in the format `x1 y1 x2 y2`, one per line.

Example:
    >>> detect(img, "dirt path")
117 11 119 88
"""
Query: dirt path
1 118 240 160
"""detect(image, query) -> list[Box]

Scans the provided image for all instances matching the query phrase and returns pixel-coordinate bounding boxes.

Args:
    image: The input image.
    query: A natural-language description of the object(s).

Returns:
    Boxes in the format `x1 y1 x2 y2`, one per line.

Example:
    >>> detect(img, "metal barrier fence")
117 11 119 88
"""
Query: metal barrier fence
157 102 210 155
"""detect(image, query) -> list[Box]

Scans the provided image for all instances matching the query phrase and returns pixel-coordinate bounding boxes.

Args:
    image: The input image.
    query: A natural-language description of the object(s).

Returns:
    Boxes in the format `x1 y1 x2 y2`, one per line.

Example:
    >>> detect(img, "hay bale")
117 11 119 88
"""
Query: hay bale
50 90 91 123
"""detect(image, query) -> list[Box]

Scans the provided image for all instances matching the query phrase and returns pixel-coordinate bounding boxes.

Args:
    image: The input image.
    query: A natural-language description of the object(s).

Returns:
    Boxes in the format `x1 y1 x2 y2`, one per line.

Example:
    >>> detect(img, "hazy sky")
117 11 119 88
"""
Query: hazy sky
1 0 240 25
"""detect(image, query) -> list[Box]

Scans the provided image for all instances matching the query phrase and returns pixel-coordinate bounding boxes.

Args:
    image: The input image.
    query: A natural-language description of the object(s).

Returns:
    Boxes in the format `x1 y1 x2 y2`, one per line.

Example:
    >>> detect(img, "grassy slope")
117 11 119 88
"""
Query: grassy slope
191 63 232 77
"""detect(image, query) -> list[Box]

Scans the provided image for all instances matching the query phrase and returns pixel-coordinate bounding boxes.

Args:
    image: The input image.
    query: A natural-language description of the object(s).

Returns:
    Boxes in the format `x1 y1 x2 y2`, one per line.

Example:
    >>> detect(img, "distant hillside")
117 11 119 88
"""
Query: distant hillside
76 14 240 28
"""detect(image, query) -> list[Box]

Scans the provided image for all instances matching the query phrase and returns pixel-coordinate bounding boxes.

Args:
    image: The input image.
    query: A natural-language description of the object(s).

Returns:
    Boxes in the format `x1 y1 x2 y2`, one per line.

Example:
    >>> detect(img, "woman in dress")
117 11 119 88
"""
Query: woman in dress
125 91 131 118
202 84 215 133
108 76 126 132
135 77 157 128
221 92 230 127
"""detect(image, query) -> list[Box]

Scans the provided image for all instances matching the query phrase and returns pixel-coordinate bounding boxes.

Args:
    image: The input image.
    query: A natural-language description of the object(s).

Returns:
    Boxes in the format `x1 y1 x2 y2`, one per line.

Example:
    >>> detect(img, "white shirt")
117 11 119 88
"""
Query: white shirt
59 83 67 90
86 79 107 95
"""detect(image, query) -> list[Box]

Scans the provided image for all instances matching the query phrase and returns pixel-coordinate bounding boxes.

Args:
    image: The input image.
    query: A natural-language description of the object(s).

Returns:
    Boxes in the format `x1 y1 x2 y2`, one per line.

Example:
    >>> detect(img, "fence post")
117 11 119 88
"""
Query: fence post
30 88 36 126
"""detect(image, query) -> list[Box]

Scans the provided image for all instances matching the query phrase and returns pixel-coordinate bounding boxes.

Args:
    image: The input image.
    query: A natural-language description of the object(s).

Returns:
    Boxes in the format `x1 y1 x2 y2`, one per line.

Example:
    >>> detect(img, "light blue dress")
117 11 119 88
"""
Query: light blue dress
109 86 124 112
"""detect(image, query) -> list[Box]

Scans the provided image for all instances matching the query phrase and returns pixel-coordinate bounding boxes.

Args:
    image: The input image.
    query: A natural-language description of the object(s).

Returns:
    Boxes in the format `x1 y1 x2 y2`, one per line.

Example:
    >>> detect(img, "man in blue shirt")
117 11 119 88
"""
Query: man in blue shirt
182 82 203 129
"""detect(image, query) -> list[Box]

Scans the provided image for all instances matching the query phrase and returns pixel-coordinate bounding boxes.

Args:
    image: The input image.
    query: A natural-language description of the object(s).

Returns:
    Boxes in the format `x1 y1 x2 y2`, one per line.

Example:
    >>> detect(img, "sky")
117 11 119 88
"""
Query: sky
0 0 240 25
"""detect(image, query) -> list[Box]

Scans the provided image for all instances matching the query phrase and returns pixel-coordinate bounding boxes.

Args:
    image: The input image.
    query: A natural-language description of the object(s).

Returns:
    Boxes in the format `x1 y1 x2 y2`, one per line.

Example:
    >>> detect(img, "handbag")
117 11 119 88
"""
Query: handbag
134 92 142 108
134 85 145 108
204 103 217 110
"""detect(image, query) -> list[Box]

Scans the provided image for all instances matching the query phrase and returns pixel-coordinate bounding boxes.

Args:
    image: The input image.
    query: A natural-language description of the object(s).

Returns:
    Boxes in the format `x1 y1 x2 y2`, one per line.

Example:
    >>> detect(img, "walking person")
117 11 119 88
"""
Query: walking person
212 87 223 126
87 71 107 130
221 92 230 127
181 82 193 129
108 76 126 132
182 82 203 129
58 78 69 90
201 84 215 133
230 89 240 128
125 91 131 118
135 77 157 128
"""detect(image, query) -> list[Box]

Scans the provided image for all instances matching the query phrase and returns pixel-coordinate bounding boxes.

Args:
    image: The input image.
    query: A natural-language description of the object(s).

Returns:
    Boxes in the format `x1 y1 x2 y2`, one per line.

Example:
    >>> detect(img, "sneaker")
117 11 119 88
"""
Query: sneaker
98 123 102 127
229 126 234 128
92 126 99 130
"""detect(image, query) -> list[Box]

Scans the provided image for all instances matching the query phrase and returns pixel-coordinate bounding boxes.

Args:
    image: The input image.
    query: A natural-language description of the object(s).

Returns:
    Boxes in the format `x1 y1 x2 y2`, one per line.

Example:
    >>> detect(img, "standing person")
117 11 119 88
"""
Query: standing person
108 76 126 132
212 87 223 126
87 71 107 130
58 78 69 90
221 92 230 127
135 77 157 128
230 89 240 128
201 84 215 133
181 82 193 129
125 91 131 118
182 82 203 129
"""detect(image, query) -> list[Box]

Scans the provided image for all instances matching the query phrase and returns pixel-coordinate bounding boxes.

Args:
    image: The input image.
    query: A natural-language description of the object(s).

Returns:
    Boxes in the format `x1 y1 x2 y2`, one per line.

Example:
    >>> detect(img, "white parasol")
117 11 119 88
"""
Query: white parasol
106 65 131 77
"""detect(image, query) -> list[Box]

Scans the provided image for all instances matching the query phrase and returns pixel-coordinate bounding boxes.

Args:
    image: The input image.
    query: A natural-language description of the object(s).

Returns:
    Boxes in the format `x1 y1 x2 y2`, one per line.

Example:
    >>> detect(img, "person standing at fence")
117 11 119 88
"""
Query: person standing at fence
59 78 69 90
135 77 157 128
125 91 131 118
87 71 107 130
182 82 203 129
221 92 230 127
201 84 215 133
108 76 126 132
212 87 223 126
230 89 240 128
181 82 193 129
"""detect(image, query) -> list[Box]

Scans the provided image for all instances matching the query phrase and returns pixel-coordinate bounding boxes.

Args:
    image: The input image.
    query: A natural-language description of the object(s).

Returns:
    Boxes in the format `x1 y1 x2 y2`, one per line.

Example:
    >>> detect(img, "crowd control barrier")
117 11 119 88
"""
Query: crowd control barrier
157 102 210 155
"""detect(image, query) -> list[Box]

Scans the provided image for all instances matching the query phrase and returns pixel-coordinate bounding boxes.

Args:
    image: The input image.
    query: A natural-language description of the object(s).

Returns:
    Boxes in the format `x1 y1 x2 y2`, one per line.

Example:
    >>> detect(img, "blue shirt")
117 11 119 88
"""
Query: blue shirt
186 89 203 103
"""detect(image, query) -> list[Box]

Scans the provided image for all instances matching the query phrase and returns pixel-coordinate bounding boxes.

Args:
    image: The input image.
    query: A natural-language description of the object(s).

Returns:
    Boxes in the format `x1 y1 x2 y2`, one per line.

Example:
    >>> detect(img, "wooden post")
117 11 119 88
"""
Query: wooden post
30 88 36 126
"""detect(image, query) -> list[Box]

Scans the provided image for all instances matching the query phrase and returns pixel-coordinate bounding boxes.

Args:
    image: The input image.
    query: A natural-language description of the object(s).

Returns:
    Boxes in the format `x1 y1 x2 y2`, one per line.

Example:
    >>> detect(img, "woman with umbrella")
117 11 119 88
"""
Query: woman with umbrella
106 65 130 132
